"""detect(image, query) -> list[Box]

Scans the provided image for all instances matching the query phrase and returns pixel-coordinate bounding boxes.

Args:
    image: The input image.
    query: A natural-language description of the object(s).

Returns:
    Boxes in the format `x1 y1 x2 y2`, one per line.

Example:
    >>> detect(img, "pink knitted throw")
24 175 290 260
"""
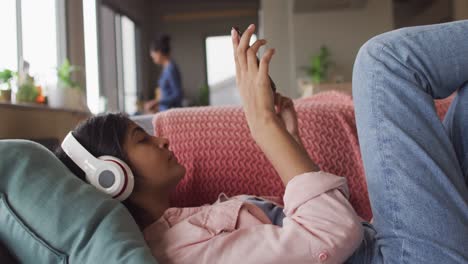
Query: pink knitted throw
153 91 453 221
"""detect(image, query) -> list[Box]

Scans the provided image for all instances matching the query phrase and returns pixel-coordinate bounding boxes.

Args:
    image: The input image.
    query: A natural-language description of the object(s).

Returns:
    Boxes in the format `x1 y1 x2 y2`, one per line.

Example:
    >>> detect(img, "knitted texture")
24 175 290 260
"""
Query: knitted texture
153 91 453 221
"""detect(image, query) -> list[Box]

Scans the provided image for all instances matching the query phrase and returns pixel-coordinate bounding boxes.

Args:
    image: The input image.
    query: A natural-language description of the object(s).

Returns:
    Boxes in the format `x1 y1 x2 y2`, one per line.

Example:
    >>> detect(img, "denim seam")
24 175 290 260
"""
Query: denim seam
372 41 406 263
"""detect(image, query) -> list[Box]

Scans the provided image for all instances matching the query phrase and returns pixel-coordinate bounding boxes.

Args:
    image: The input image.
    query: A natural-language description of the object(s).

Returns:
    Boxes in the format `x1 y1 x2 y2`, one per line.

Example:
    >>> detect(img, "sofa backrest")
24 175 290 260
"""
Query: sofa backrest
152 91 453 221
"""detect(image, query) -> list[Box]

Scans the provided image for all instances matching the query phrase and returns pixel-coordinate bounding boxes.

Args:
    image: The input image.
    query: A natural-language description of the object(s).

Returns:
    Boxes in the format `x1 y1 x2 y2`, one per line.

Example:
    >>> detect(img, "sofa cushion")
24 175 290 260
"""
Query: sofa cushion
0 140 157 264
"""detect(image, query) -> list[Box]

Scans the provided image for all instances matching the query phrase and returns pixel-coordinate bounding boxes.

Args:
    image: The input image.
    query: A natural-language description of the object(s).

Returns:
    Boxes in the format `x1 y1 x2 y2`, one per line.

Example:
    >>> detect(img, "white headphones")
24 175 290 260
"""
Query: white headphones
61 132 134 201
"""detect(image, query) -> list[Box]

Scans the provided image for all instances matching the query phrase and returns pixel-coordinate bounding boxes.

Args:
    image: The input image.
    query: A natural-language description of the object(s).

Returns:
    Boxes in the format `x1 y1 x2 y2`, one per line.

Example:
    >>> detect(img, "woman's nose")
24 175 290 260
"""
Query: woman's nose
157 137 170 149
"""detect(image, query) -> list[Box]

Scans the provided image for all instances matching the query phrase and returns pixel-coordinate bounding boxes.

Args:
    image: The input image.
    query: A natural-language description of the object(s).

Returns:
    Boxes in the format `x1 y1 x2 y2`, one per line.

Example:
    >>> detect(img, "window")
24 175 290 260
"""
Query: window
120 16 138 114
0 0 65 92
0 0 18 71
88 4 140 114
21 0 58 86
83 0 101 113
205 34 256 105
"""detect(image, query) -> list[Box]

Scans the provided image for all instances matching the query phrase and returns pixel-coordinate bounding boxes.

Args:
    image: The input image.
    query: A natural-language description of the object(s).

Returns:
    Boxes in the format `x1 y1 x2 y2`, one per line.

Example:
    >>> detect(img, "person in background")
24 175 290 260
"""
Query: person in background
145 34 183 113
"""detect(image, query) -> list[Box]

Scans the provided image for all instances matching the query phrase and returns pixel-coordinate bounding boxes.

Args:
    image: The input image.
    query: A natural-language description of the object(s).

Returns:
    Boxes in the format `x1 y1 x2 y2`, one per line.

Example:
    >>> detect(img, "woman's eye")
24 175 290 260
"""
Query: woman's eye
139 135 148 143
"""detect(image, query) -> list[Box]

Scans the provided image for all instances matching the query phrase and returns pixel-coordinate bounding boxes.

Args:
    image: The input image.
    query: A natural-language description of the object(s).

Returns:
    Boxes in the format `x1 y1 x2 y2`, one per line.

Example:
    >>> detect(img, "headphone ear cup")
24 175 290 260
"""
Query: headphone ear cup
98 156 135 201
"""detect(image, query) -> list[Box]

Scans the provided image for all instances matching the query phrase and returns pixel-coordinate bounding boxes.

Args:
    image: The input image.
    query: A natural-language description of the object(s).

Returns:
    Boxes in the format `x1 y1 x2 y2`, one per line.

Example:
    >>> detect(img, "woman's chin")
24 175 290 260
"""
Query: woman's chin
173 164 186 181
178 165 186 179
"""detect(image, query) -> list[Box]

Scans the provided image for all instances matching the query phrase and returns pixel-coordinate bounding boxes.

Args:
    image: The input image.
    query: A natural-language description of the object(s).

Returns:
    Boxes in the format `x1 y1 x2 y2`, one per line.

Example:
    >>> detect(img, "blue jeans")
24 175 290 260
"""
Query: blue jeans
348 21 468 263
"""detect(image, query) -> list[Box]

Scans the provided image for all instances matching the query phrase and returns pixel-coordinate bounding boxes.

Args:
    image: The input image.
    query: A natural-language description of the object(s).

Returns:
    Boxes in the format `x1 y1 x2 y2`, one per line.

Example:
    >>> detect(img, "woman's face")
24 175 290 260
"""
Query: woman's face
123 121 185 193
150 50 162 65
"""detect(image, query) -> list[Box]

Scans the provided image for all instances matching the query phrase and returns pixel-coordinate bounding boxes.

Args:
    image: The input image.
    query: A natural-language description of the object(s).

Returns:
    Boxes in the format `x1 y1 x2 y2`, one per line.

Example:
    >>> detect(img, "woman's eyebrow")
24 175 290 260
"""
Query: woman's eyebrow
131 127 145 139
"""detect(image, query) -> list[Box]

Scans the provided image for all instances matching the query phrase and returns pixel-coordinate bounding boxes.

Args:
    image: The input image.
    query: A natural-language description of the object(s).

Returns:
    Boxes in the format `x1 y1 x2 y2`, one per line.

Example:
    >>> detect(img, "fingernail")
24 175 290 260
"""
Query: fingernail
231 27 235 36
248 24 254 30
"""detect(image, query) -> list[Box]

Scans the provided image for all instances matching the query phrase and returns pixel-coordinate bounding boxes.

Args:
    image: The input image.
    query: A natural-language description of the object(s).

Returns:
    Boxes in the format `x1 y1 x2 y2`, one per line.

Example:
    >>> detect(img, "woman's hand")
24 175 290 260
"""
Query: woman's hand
144 99 159 114
274 93 298 136
231 24 277 133
275 93 305 148
232 24 318 184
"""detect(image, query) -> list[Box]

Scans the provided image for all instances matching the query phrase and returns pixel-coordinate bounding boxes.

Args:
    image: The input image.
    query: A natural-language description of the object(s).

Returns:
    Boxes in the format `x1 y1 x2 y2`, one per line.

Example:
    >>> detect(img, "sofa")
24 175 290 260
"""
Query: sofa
151 91 453 221
0 91 452 262
0 140 157 263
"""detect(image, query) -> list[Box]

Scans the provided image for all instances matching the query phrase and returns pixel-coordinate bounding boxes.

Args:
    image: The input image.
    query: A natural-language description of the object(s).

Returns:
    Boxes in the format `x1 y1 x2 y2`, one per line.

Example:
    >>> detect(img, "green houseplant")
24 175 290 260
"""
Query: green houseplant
302 45 332 84
57 59 81 90
0 69 15 89
198 83 210 106
16 76 39 103
298 46 334 97
0 69 15 102
49 59 88 111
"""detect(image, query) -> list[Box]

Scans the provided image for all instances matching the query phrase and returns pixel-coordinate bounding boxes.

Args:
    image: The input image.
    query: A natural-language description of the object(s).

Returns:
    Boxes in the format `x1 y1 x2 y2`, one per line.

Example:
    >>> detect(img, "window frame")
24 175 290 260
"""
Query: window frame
98 3 142 114
13 0 67 73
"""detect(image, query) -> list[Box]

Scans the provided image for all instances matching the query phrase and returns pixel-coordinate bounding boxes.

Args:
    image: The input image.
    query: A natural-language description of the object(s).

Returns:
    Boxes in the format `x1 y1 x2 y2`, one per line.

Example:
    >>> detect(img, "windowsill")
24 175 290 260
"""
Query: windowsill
0 100 91 140
0 101 90 115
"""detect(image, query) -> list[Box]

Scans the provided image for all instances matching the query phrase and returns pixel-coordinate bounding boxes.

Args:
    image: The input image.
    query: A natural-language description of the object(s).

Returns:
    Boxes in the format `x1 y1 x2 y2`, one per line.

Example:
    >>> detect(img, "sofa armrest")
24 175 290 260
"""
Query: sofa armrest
131 114 155 135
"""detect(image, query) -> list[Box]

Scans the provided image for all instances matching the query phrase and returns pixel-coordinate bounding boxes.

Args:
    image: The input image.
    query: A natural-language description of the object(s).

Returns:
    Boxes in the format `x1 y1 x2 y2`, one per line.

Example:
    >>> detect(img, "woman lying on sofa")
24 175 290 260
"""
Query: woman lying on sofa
55 21 468 263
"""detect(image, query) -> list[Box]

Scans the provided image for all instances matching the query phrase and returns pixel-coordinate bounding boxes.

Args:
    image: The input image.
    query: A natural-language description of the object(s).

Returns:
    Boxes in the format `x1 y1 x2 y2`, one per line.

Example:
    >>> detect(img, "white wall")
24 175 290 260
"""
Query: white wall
394 0 452 28
260 0 393 98
154 17 256 101
293 0 393 91
259 0 295 98
150 1 259 103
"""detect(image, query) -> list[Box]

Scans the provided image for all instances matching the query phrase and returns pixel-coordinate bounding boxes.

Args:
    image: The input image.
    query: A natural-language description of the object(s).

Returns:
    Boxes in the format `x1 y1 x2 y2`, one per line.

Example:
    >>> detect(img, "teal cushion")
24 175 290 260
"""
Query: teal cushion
0 140 157 263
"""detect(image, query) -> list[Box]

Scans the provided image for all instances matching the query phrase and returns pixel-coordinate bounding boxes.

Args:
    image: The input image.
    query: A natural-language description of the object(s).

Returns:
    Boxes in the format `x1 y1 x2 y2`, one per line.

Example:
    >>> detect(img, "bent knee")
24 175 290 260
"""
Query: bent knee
354 31 399 74
352 36 386 96
352 29 407 95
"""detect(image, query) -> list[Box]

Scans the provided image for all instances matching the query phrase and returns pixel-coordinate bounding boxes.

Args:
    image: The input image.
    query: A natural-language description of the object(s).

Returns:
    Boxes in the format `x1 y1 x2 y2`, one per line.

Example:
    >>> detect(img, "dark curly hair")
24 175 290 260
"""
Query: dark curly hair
150 34 171 55
54 112 144 227
55 112 131 181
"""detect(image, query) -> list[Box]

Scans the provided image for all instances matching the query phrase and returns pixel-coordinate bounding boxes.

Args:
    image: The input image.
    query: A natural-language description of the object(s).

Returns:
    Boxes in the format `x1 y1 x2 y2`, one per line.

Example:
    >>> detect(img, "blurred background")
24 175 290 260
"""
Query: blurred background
0 0 467 147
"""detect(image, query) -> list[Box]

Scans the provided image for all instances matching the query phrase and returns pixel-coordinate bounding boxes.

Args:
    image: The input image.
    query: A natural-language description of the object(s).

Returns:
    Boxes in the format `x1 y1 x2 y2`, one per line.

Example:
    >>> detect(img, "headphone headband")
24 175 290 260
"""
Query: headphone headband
61 132 101 177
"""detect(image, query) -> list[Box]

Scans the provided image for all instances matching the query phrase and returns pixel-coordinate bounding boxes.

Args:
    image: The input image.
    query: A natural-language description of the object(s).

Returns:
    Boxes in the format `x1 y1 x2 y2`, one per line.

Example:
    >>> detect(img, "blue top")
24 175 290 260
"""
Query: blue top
245 197 286 227
158 61 183 111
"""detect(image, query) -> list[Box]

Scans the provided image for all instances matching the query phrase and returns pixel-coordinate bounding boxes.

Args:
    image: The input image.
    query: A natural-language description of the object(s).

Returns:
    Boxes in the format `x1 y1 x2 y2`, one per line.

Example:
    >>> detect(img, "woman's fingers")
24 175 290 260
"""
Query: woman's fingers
275 93 287 113
247 39 267 71
259 48 275 78
231 27 239 50
282 96 293 107
236 24 256 72
274 93 295 114
231 28 241 77
231 24 278 121
274 93 281 113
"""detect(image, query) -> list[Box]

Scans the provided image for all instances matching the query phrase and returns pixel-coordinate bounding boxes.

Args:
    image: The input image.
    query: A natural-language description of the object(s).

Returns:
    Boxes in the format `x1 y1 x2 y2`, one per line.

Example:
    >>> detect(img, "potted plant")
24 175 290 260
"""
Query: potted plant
15 75 39 103
48 59 88 111
198 83 210 106
0 69 15 102
298 45 333 97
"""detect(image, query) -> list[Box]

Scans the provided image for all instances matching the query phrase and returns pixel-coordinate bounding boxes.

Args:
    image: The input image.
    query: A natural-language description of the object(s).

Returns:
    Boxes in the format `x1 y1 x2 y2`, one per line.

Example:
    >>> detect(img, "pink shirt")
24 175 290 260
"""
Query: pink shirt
143 171 364 264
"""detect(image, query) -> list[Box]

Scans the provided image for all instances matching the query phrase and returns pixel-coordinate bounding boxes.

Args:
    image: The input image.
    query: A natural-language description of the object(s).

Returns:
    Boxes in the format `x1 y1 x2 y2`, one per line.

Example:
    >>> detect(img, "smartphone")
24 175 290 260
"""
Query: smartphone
234 26 277 92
